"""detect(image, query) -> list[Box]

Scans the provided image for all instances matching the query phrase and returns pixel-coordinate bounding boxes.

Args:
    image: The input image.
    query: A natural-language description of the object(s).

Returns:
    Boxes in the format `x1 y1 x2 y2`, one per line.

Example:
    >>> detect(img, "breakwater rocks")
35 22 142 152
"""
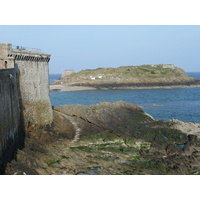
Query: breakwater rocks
5 101 200 175
51 65 200 90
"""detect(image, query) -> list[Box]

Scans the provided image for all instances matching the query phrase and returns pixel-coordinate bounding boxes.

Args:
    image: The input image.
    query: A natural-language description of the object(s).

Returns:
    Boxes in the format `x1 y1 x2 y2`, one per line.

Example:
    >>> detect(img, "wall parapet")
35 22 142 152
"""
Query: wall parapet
8 54 50 62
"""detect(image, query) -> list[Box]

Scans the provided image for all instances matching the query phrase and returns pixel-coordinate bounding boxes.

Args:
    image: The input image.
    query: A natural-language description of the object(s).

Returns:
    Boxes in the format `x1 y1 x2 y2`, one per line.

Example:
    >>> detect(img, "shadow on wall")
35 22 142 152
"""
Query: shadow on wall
0 67 25 174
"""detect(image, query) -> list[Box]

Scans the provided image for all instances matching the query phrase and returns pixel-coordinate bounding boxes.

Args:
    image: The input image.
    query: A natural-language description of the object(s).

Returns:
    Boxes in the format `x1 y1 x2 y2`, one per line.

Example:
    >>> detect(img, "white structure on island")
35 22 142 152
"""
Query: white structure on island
151 64 175 69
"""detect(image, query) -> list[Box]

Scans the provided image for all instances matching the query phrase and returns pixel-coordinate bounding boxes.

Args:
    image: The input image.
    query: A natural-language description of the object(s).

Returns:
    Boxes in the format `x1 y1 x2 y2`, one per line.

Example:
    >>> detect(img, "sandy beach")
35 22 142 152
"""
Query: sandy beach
50 84 97 92
49 84 200 92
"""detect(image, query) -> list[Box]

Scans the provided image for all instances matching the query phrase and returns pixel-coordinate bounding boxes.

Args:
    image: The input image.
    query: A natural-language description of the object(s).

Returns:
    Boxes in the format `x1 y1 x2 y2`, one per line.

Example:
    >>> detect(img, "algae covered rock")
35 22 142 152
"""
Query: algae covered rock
5 101 200 175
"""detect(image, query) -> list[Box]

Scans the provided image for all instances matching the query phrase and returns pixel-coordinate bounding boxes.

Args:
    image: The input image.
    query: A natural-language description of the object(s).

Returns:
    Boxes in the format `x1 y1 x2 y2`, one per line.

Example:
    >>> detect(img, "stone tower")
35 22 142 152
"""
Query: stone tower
0 43 53 127
0 43 14 69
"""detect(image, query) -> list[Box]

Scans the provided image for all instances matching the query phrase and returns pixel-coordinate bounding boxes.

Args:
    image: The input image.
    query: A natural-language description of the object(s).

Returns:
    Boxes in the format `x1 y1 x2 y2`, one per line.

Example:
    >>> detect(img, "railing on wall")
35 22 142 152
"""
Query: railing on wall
12 45 41 52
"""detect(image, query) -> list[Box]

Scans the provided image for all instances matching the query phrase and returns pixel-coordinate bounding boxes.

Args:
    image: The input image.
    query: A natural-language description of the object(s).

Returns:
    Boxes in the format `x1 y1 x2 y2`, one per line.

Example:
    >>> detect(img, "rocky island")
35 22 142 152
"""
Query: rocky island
50 64 200 91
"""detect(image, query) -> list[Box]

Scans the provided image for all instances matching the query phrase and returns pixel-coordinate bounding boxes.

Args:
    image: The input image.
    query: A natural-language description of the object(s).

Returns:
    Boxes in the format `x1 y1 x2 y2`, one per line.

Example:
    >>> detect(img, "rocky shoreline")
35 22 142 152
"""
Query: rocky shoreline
5 101 200 175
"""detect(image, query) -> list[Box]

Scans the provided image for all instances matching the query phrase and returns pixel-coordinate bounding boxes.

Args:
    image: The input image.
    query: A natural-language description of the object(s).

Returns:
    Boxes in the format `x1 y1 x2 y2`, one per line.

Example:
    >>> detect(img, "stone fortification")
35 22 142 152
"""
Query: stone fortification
0 43 53 127
0 44 14 69
61 69 74 78
13 52 53 127
0 68 23 172
0 43 53 173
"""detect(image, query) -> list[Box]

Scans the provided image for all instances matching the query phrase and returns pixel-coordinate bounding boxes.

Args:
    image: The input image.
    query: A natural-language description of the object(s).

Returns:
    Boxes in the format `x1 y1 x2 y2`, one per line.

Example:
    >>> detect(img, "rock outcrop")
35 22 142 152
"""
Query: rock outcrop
170 119 200 138
53 101 154 141
5 101 200 175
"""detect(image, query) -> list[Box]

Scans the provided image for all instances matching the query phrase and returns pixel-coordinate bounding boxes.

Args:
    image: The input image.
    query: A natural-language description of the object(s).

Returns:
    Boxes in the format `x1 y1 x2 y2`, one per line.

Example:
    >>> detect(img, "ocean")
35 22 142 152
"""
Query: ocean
49 72 200 123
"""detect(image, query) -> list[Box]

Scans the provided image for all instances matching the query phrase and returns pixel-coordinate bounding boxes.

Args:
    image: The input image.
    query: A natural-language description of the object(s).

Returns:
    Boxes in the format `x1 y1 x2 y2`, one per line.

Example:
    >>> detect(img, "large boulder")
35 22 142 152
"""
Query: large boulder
53 101 154 141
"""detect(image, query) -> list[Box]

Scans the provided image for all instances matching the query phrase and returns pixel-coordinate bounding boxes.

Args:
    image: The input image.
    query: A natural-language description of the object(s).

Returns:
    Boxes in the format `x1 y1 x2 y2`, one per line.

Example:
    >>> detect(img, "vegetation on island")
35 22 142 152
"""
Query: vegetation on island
52 64 199 89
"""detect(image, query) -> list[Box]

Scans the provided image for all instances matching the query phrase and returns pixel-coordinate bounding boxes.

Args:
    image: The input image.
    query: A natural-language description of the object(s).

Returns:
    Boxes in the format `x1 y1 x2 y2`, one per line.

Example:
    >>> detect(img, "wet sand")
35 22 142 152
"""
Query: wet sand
50 84 97 92
50 84 200 92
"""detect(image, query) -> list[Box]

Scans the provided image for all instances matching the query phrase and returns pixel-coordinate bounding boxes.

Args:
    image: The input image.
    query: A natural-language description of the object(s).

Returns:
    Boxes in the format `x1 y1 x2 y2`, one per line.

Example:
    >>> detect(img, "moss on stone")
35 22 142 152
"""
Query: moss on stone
101 132 120 141
47 159 60 167
80 134 104 142
70 146 93 152
125 137 135 146
24 100 53 126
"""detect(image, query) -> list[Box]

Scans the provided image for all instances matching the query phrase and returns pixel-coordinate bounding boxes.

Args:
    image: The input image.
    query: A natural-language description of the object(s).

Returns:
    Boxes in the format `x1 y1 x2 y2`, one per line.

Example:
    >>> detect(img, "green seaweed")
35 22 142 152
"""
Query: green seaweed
70 146 93 152
47 159 60 166
80 134 104 142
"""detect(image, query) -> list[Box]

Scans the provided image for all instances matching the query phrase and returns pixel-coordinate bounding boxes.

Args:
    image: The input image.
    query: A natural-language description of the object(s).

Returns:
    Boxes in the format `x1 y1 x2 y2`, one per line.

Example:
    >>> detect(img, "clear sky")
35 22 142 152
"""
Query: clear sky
0 25 200 74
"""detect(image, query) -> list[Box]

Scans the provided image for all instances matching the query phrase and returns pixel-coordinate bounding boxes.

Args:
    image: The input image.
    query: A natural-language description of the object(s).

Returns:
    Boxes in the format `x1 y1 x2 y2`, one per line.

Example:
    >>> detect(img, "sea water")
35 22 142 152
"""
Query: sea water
49 72 200 123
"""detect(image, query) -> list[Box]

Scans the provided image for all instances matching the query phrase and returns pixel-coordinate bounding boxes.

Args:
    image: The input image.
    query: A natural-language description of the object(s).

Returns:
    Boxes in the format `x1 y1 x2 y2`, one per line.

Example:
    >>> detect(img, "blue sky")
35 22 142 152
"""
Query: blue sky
0 25 200 73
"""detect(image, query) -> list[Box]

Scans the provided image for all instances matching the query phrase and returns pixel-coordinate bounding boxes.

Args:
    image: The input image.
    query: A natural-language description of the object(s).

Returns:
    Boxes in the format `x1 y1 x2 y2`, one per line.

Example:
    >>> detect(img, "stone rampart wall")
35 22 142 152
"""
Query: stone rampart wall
0 68 23 172
0 44 53 173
